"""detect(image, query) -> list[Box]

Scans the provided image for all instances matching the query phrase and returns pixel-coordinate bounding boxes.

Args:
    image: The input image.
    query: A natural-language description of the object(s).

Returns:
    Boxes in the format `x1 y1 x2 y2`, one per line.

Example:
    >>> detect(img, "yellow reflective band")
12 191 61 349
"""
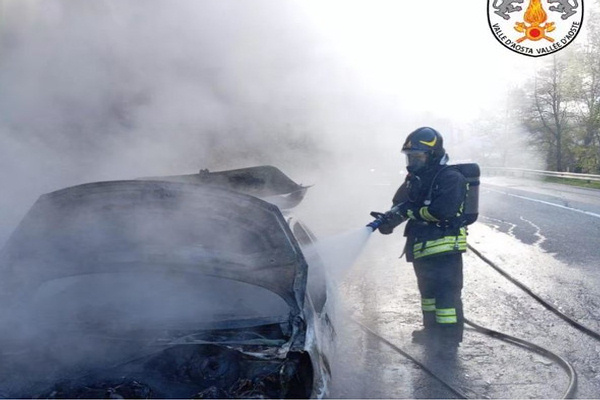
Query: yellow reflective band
425 236 467 247
407 209 416 220
436 308 456 316
436 315 458 324
436 309 457 324
419 207 439 222
421 298 436 312
424 235 466 248
412 228 468 259
413 239 466 252
413 243 467 259
427 240 467 250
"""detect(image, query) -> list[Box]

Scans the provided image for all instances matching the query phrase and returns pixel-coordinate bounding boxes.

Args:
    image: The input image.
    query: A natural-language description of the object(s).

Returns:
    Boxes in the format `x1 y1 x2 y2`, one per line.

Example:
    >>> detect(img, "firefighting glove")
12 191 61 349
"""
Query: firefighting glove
369 210 405 235
369 211 386 220
391 201 412 219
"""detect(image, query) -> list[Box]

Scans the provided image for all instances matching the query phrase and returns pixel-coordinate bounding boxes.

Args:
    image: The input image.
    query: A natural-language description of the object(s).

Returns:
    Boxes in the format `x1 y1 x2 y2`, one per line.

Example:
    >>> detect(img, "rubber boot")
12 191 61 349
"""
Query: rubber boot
433 326 462 359
412 312 438 344
411 328 438 344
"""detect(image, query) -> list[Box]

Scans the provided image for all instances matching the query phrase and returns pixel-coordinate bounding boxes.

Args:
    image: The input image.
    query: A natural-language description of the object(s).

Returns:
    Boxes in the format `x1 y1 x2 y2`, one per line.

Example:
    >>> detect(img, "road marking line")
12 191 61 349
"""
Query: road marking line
484 187 600 219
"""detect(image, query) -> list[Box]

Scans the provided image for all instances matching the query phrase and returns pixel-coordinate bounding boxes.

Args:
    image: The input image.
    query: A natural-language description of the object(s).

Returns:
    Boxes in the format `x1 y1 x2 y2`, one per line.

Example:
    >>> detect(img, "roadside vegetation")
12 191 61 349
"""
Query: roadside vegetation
542 176 600 190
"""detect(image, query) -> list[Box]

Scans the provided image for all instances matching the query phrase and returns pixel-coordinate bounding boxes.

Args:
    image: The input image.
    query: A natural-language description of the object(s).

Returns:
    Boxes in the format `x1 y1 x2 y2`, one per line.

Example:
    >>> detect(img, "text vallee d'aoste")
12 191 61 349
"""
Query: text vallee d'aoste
492 21 581 55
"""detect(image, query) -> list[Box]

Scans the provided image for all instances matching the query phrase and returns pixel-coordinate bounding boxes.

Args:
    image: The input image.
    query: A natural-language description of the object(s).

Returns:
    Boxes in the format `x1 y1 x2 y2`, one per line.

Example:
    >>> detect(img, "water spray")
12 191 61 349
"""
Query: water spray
306 204 408 284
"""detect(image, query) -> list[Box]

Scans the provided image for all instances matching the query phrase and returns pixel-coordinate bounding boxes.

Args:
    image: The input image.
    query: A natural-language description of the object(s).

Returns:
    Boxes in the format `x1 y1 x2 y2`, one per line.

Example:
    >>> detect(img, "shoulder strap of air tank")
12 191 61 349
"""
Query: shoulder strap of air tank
424 165 453 205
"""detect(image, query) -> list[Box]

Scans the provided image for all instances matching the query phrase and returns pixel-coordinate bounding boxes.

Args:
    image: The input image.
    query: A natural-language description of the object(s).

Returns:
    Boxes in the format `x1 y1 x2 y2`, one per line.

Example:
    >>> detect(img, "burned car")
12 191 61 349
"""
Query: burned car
0 166 334 398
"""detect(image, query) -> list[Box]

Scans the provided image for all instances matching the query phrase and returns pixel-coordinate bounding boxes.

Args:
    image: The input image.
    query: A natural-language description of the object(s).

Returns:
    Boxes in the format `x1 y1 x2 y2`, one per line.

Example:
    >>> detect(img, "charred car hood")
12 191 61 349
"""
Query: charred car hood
140 165 310 210
1 180 309 329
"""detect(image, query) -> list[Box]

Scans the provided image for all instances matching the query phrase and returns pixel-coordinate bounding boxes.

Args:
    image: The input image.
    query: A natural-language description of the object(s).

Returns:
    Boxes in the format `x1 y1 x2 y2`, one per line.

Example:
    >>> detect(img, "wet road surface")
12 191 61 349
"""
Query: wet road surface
300 176 600 398
326 223 600 398
480 176 600 267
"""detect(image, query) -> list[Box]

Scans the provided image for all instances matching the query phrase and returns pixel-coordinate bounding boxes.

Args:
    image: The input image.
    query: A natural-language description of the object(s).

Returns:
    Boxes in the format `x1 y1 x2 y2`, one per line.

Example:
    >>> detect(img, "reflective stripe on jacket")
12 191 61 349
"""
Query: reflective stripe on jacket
398 166 468 262
412 227 467 260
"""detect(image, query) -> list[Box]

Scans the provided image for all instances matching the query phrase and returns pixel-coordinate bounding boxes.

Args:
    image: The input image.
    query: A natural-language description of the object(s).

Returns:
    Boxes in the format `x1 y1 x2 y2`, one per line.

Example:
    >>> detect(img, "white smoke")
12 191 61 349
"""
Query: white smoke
0 0 371 244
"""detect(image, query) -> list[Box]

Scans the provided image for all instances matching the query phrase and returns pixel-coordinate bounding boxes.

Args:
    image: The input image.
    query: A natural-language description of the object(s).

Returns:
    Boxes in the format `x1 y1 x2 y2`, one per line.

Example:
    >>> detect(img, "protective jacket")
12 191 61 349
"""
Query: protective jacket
393 164 468 262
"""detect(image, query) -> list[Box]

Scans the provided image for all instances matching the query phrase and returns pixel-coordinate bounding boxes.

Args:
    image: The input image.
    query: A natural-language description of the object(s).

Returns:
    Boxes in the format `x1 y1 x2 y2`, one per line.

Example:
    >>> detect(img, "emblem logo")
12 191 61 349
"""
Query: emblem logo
419 137 437 147
488 0 583 57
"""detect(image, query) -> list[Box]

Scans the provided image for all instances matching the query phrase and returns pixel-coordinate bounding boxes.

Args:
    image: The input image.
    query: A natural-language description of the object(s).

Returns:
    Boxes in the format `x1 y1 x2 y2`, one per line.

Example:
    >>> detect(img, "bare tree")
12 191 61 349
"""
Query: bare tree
570 7 600 173
464 86 542 169
522 54 575 171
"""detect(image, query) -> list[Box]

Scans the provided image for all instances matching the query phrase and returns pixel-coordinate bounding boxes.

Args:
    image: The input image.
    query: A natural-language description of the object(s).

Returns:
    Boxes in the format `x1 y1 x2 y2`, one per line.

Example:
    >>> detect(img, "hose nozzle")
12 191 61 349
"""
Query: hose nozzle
366 204 406 233
366 212 388 232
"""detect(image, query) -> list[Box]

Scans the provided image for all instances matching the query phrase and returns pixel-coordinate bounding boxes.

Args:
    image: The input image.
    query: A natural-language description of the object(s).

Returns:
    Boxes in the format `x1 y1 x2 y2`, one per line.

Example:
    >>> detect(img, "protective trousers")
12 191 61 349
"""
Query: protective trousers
412 253 464 342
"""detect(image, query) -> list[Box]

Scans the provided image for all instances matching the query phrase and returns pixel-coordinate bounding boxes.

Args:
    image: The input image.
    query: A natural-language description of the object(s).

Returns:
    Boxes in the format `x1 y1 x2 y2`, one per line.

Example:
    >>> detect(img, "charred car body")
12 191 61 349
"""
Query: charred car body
0 166 334 398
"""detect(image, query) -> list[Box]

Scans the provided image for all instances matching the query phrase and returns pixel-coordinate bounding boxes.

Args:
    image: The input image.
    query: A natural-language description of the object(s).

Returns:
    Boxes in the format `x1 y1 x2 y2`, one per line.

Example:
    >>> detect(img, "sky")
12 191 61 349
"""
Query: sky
298 0 541 121
0 0 591 242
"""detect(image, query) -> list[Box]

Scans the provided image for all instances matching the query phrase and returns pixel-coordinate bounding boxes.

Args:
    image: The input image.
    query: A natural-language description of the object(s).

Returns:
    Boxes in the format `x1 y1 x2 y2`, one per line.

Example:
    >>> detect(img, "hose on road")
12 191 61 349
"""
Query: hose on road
349 243 587 399
352 317 470 399
464 317 577 399
466 242 600 398
354 316 577 399
468 244 600 342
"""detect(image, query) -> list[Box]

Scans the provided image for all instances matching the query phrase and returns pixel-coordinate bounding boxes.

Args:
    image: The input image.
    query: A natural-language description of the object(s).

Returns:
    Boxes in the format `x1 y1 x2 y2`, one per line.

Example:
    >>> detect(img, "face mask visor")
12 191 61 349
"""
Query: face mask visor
404 151 429 173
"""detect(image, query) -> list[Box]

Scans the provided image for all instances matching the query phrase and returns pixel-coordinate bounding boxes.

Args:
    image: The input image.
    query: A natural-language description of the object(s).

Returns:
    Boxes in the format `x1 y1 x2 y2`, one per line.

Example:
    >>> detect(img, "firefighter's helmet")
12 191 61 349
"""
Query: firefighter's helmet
401 127 447 173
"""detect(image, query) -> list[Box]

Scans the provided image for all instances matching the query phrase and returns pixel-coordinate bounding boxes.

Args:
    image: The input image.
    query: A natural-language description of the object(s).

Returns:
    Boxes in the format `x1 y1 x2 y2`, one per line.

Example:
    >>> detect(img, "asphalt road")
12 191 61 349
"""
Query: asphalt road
300 176 600 399
480 176 600 267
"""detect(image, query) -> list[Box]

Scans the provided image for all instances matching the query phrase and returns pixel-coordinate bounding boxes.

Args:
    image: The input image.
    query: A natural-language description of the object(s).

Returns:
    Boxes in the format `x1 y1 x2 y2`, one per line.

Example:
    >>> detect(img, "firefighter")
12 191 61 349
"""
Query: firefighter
373 127 468 350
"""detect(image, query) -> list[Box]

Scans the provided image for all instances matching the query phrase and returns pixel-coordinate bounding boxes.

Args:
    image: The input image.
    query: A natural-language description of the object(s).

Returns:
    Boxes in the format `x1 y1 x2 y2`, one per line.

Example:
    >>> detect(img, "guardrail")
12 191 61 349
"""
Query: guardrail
482 167 600 182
